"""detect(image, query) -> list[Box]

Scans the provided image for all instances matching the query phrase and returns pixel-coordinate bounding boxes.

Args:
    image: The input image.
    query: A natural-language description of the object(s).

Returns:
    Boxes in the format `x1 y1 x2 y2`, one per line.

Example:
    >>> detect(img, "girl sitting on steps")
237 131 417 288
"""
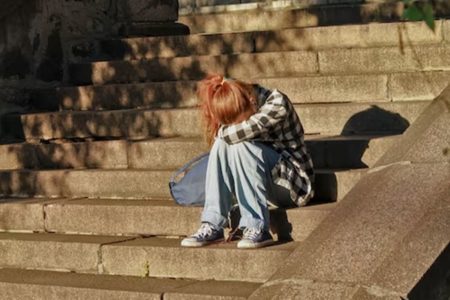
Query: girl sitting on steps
181 74 314 249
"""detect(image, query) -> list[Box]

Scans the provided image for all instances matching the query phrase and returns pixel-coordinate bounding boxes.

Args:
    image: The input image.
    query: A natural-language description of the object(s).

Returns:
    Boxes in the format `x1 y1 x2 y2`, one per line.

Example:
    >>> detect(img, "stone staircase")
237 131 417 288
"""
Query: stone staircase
0 1 449 298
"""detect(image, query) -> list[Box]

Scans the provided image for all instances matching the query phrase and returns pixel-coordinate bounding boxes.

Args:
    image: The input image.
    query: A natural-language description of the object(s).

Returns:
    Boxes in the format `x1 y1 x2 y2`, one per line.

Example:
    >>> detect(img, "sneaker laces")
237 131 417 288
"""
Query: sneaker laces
192 223 214 239
243 227 261 241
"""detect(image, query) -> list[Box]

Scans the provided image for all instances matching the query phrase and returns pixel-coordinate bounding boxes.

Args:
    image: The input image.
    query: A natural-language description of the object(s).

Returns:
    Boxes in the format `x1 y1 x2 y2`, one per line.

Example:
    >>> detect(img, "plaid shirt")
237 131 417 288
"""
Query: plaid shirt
217 85 315 206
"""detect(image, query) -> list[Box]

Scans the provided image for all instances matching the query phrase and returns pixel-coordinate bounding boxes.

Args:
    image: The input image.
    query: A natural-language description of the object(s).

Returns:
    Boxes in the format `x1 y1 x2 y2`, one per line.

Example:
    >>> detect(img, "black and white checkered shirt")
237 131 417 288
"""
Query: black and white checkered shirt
217 85 315 206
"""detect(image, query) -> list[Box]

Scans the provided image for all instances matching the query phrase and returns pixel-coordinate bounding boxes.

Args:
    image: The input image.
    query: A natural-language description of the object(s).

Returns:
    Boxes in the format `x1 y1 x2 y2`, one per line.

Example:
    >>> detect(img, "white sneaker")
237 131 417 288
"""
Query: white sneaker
237 227 275 249
181 223 224 247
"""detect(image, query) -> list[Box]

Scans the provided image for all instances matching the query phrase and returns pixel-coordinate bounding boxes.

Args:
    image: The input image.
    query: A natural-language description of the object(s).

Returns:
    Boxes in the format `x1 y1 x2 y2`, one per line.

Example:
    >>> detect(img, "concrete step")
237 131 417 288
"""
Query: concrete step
177 2 450 34
0 198 334 242
180 2 398 34
0 168 365 201
0 268 260 300
0 135 398 170
6 101 428 141
0 232 296 282
68 45 450 85
94 21 447 61
33 71 450 111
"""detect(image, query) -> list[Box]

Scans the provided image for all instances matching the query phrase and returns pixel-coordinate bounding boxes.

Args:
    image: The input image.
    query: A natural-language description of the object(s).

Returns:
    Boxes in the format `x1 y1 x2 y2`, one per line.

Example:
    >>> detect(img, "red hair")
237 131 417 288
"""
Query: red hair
197 74 256 146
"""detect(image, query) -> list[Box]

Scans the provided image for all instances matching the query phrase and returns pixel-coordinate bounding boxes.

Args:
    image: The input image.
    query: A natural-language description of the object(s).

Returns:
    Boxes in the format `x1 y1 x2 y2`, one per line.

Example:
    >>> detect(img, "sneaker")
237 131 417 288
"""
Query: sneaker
181 223 224 247
237 227 275 249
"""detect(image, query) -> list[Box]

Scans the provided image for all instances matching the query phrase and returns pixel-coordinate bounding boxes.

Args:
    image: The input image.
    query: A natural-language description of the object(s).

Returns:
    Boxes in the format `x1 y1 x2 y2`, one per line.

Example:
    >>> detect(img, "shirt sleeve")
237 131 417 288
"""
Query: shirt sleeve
217 89 287 144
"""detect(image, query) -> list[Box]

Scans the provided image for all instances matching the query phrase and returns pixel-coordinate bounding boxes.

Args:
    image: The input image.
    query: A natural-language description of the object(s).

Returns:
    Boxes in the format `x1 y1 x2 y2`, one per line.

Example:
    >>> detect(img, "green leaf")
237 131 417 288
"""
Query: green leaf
403 5 425 21
423 3 435 31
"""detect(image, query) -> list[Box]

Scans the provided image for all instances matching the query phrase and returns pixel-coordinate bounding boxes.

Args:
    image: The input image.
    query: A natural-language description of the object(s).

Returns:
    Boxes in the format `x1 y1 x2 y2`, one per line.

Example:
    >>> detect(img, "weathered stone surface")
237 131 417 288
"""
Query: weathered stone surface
55 75 391 112
360 135 398 167
307 135 398 169
250 163 450 299
17 108 200 140
58 81 198 111
259 75 388 103
99 21 443 61
0 143 37 170
15 102 427 141
165 280 260 300
117 0 178 22
0 268 194 300
0 233 130 272
377 85 450 165
43 199 332 241
0 199 47 232
251 280 359 300
101 237 295 282
45 199 202 236
128 137 208 169
319 45 450 74
444 20 450 43
69 51 318 85
37 140 128 169
369 208 450 300
271 203 334 241
296 101 427 135
178 7 320 34
254 21 443 53
314 169 366 202
0 134 397 171
178 2 407 34
0 168 363 201
100 33 254 60
389 71 450 101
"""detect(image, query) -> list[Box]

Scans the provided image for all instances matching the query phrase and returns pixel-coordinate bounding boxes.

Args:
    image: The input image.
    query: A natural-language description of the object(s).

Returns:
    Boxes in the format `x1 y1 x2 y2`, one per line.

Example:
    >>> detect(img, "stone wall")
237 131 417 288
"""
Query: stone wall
0 0 178 138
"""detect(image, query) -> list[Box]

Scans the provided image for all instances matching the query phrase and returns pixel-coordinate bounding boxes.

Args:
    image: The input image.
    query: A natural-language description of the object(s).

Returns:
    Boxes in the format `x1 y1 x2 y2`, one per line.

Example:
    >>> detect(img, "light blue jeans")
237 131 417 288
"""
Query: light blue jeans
201 138 293 231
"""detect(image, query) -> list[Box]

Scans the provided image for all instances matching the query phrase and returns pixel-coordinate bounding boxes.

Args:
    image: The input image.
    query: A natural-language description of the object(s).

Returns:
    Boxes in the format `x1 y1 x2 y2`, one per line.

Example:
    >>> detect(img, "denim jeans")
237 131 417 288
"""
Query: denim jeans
201 138 293 231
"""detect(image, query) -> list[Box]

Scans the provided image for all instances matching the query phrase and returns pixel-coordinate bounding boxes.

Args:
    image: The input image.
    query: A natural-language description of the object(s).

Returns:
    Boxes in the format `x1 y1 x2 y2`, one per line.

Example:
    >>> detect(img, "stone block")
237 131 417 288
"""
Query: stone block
297 101 428 135
57 74 390 113
389 71 450 101
179 9 320 34
258 75 388 103
63 170 173 199
254 21 443 53
101 237 294 282
101 32 254 60
165 280 260 300
0 199 46 232
21 111 91 140
59 81 198 111
250 280 359 299
128 138 208 169
251 163 450 298
319 45 450 74
34 140 128 169
43 198 331 241
118 0 178 22
45 200 202 236
0 268 193 300
19 100 427 141
368 208 450 299
444 20 450 43
314 169 366 202
271 204 333 241
0 168 363 201
377 85 450 165
0 143 37 170
307 135 398 169
0 233 129 272
361 135 398 167
71 51 317 85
